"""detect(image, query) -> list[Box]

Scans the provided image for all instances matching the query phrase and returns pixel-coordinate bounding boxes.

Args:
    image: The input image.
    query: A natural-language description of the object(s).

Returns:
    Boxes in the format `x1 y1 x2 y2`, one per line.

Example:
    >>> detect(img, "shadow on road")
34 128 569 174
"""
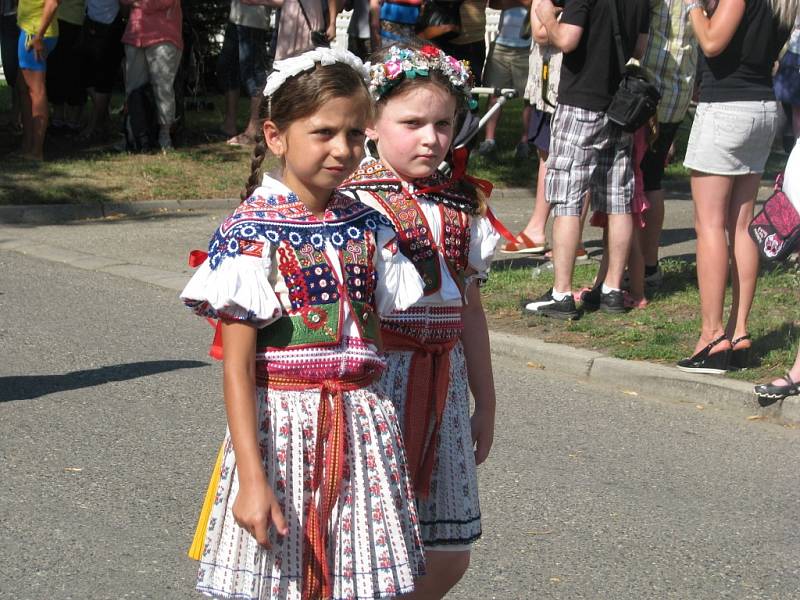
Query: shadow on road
0 360 208 402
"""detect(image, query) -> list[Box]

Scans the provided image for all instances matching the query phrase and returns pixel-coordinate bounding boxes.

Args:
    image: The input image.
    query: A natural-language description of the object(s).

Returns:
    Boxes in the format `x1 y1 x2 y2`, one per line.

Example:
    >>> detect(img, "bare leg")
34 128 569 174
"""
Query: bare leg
605 213 634 290
20 68 48 160
725 173 761 348
627 226 646 301
519 104 532 143
552 214 582 293
242 95 262 138
771 344 800 386
483 95 500 143
641 188 665 266
519 151 551 244
401 550 470 600
222 88 238 137
691 172 735 356
17 70 33 154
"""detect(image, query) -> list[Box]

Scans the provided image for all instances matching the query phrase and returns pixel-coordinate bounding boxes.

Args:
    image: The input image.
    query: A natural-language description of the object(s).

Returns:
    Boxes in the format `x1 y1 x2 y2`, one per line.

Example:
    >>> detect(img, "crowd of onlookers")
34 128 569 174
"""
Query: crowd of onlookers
5 0 800 394
1 0 184 158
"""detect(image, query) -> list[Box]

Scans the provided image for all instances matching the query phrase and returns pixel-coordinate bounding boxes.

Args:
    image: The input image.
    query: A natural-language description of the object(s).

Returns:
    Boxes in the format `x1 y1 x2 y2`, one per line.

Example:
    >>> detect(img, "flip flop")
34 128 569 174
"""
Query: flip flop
501 232 547 254
226 133 256 146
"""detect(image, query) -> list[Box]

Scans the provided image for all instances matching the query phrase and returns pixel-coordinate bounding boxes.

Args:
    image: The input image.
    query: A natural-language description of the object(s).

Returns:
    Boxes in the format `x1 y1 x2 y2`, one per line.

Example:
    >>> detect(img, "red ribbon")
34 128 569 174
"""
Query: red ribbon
188 250 224 361
382 329 458 497
451 147 516 243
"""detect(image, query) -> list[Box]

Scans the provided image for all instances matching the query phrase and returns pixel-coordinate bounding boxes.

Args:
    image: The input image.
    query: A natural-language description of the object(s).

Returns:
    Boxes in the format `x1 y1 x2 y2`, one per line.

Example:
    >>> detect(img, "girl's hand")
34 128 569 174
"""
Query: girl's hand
232 479 288 548
470 406 495 466
31 35 47 62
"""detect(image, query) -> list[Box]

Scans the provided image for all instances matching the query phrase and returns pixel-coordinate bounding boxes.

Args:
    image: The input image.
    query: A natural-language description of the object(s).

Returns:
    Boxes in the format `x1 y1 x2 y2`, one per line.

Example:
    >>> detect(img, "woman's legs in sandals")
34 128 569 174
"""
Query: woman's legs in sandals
402 549 470 600
691 172 735 356
519 149 551 245
725 173 761 351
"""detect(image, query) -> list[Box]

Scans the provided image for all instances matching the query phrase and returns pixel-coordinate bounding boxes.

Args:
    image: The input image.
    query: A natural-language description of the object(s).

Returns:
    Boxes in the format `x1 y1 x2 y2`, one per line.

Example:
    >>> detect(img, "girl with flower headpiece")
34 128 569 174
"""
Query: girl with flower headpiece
340 44 500 599
181 48 427 600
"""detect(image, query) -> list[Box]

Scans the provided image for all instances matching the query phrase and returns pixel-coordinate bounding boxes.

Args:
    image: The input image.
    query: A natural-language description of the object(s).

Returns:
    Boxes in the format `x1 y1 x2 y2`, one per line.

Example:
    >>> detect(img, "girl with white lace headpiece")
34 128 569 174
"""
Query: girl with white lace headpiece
181 47 426 600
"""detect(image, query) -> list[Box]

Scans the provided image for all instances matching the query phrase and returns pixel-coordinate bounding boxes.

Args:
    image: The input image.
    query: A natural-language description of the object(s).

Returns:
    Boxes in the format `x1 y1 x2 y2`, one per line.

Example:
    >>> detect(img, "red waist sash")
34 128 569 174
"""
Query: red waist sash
381 329 458 498
269 374 375 600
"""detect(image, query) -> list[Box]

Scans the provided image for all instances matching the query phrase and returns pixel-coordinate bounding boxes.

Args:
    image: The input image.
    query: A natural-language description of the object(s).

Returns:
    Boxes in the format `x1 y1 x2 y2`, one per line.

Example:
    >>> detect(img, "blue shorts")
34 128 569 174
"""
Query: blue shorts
18 31 58 71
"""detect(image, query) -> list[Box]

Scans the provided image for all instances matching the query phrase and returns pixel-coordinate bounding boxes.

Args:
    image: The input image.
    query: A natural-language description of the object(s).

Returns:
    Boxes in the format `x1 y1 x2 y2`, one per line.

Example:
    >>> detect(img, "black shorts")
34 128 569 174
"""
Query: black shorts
640 121 681 192
81 14 125 94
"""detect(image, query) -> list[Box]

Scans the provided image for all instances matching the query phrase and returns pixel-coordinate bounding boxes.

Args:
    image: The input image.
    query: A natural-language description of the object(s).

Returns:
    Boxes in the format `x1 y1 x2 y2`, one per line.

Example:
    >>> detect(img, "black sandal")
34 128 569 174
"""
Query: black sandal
754 373 800 405
729 334 752 370
676 334 730 374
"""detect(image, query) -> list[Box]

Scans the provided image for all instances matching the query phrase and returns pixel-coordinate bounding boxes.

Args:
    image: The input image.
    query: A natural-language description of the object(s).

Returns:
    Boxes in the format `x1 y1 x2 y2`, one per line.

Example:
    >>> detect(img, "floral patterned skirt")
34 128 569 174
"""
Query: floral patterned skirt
195 385 425 600
376 342 483 548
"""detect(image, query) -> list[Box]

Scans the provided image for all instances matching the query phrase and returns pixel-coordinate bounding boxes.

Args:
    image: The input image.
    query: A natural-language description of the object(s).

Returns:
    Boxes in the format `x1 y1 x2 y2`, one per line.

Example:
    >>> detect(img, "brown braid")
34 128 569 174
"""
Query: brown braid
242 134 268 201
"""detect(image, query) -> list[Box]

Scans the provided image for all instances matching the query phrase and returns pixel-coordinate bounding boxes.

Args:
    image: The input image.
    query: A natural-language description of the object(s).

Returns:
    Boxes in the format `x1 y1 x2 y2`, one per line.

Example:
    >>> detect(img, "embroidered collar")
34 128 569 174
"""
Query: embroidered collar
341 158 480 214
206 179 390 270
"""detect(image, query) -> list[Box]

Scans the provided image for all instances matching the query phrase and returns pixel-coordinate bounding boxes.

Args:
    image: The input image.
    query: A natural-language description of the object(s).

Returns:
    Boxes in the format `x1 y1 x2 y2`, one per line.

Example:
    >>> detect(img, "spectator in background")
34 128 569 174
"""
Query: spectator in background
17 0 60 160
502 26 562 254
274 0 328 60
773 17 800 144
479 0 532 159
677 0 797 374
1 0 20 132
523 0 649 320
120 0 182 151
218 0 274 146
46 0 85 133
637 0 697 294
346 0 371 59
437 0 488 84
80 0 123 142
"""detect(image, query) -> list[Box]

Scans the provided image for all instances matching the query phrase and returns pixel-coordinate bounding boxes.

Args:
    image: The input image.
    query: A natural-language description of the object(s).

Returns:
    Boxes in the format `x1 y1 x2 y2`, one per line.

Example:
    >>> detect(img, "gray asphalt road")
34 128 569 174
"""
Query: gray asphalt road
1 250 799 600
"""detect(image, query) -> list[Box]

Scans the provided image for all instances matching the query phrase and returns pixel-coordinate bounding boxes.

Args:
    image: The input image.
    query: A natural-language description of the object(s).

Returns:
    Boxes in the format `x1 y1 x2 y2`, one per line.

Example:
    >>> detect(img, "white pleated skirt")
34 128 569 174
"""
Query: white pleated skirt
195 385 425 600
376 342 483 548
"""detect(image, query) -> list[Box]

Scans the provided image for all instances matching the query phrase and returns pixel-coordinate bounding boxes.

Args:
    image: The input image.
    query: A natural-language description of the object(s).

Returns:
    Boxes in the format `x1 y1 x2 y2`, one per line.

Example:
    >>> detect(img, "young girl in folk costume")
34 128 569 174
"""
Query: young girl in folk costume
181 48 427 600
340 44 499 599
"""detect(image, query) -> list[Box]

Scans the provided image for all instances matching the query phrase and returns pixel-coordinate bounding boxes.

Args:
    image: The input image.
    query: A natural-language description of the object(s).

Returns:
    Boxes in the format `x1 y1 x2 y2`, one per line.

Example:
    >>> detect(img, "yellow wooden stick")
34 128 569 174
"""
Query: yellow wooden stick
188 442 225 560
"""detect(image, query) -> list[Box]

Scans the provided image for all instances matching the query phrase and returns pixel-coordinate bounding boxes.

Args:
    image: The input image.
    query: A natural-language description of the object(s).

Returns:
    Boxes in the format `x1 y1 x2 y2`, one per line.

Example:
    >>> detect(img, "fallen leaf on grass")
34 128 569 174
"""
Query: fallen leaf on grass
64 467 82 472
550 577 561 583
746 415 765 421
527 361 545 369
695 405 705 410
622 390 638 396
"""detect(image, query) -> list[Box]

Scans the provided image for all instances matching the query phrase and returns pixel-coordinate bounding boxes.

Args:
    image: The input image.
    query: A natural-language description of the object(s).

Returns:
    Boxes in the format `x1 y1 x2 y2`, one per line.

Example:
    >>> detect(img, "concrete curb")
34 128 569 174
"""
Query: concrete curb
489 330 800 425
0 198 242 225
2 225 797 425
0 192 536 225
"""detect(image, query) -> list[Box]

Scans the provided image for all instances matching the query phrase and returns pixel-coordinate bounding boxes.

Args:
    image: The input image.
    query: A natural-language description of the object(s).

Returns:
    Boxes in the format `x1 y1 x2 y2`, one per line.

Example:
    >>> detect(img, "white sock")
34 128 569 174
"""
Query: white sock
601 283 620 294
552 289 571 301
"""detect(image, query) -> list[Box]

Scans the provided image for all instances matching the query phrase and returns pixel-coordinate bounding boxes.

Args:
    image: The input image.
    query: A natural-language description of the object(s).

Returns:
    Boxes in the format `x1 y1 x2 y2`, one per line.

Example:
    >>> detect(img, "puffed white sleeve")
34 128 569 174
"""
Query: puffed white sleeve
373 224 425 315
466 214 501 286
180 239 283 328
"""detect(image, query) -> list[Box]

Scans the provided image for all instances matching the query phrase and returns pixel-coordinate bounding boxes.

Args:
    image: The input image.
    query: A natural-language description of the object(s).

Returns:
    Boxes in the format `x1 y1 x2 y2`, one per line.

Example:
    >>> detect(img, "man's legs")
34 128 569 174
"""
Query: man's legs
229 24 268 144
552 213 582 292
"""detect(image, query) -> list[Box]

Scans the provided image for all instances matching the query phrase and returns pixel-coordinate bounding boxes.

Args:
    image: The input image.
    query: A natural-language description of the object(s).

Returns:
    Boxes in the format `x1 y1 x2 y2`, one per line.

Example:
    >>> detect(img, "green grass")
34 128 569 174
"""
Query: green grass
481 258 800 383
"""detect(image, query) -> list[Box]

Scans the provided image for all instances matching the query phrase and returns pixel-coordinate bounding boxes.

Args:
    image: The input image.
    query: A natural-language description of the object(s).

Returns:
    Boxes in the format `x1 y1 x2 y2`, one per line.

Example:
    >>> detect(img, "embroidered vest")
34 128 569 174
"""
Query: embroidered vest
207 189 388 349
341 160 472 296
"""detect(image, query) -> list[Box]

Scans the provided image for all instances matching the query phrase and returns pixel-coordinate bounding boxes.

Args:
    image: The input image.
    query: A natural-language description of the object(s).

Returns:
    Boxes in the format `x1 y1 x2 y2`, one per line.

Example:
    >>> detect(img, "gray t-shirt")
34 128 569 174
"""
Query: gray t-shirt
229 0 270 30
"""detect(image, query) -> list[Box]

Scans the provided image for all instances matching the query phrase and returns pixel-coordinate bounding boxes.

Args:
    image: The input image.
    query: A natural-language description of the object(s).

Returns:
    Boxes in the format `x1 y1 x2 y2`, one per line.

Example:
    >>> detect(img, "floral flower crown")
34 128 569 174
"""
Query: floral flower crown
263 48 370 98
369 45 477 109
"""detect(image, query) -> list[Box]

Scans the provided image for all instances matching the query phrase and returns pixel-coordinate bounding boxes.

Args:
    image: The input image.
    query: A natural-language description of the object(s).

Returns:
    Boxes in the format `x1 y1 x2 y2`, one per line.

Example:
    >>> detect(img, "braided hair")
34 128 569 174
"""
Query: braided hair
241 61 373 201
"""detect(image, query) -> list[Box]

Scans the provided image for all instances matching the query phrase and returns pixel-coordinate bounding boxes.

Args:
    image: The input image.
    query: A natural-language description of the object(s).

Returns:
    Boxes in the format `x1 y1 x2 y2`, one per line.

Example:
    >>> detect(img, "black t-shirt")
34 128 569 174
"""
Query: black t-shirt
698 0 790 102
557 0 650 112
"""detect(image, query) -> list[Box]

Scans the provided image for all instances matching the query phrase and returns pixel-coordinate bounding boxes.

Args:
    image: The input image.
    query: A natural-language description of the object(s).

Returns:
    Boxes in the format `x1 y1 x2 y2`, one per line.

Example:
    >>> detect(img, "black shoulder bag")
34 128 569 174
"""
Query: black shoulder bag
605 0 660 132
